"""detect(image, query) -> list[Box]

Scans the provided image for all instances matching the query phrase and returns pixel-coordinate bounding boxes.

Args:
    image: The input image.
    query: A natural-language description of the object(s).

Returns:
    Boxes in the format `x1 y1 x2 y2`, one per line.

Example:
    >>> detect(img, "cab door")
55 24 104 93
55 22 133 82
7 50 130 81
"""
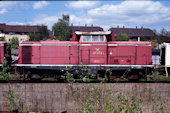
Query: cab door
79 45 90 64
79 35 107 64
90 43 107 64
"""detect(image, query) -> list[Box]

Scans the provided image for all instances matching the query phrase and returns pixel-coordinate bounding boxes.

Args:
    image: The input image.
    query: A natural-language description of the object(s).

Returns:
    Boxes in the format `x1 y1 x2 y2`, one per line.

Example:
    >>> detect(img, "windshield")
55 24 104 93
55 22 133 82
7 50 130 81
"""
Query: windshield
82 35 104 42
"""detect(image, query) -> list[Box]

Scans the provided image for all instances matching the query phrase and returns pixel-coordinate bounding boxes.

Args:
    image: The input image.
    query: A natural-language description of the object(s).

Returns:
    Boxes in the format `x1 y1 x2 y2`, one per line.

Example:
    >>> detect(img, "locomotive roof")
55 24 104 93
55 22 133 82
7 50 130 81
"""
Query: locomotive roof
20 40 78 45
75 31 111 35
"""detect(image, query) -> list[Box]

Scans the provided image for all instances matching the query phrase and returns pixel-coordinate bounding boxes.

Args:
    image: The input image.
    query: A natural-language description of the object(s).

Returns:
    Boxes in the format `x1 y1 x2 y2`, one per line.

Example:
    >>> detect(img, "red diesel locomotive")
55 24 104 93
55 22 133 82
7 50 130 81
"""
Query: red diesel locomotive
0 41 7 64
13 31 152 79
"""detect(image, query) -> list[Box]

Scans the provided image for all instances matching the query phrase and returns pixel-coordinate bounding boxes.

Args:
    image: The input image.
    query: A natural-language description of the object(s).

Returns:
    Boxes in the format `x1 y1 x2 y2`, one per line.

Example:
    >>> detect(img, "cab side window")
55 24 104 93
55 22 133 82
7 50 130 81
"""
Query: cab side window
82 35 105 42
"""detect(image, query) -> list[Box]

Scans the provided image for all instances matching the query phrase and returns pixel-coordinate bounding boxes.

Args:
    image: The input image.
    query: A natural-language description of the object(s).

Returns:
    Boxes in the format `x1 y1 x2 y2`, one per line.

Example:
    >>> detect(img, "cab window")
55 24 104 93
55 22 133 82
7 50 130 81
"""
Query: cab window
99 35 104 41
92 35 98 41
82 35 105 42
82 35 91 42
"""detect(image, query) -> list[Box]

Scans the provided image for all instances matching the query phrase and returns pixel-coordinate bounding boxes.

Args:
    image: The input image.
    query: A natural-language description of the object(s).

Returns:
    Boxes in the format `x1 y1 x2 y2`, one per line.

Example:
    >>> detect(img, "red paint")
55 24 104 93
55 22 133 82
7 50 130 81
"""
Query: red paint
19 41 78 64
18 32 152 66
0 41 7 64
79 35 107 64
108 41 152 65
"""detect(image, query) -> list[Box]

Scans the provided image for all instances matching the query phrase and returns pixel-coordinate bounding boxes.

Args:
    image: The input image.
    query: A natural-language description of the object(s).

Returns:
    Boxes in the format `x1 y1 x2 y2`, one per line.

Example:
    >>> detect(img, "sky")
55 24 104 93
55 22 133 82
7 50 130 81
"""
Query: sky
0 0 170 32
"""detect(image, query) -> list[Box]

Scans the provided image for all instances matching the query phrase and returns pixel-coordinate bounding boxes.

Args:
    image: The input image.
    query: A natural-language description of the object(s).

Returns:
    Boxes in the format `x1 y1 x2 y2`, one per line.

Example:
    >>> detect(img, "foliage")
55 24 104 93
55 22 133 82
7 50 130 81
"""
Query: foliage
155 28 170 44
0 36 5 41
5 43 12 65
115 33 130 41
7 85 28 112
80 65 97 83
64 71 75 83
69 84 166 113
7 90 18 112
146 70 170 82
49 36 56 40
0 44 27 112
0 58 10 81
29 24 49 41
160 28 170 37
61 68 170 83
0 43 11 81
52 14 72 41
152 29 157 35
105 69 112 82
10 37 19 49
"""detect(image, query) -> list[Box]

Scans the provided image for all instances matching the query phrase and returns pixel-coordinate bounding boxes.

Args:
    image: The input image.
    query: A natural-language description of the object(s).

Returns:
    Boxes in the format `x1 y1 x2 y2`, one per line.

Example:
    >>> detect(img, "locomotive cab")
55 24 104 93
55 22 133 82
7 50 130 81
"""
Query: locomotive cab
73 31 115 64
72 31 115 42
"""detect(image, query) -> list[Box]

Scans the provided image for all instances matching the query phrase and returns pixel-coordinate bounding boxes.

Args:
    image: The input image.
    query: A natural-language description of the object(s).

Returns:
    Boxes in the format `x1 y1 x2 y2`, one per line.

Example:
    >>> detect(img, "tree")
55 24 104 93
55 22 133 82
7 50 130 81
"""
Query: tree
0 36 5 41
0 43 11 81
152 29 157 35
29 24 49 41
10 37 19 49
160 28 167 36
160 28 170 37
52 14 72 41
0 58 10 81
115 33 130 41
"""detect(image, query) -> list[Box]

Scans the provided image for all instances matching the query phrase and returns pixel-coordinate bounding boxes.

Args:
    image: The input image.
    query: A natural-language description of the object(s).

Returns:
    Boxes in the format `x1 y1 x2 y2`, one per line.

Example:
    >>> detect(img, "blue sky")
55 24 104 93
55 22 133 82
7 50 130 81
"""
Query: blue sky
0 0 170 32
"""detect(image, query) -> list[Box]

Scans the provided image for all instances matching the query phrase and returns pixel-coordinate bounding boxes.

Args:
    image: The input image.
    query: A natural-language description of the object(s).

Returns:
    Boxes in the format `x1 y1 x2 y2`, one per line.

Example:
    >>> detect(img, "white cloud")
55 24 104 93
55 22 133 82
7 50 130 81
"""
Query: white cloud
0 1 17 7
0 8 7 14
3 1 170 31
66 1 99 9
28 14 59 29
87 1 170 27
33 1 49 9
0 1 17 14
29 14 94 30
7 22 25 25
70 15 94 25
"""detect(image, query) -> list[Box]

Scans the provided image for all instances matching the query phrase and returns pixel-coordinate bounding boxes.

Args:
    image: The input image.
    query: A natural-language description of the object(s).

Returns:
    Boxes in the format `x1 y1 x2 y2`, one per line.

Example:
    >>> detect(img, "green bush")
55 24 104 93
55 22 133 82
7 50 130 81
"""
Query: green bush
10 37 19 49
115 33 130 41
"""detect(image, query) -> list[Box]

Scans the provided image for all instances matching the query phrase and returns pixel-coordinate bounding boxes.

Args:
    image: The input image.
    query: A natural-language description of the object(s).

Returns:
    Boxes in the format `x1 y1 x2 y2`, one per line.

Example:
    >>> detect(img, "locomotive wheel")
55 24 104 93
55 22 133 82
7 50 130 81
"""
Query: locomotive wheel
127 75 140 80
27 71 32 79
27 71 42 80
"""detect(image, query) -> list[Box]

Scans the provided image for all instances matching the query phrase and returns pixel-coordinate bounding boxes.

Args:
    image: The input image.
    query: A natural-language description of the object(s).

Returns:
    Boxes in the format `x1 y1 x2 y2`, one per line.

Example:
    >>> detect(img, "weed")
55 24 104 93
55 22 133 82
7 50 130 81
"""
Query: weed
70 84 166 113
65 71 75 83
147 70 170 82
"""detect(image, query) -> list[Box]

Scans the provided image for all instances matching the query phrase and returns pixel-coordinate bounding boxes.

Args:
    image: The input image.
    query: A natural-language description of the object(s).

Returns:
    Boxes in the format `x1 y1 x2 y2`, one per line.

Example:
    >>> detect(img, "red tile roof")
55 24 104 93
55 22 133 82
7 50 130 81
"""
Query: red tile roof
4 25 39 32
71 26 103 33
109 27 154 37
156 35 170 44
0 23 6 31
0 23 45 33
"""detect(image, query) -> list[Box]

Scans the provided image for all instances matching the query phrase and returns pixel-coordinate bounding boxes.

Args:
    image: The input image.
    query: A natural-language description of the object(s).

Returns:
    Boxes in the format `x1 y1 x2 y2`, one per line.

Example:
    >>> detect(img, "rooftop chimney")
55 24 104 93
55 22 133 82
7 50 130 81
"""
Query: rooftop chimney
85 24 87 27
138 37 140 42
136 26 137 29
117 25 119 28
91 24 93 27
123 26 125 28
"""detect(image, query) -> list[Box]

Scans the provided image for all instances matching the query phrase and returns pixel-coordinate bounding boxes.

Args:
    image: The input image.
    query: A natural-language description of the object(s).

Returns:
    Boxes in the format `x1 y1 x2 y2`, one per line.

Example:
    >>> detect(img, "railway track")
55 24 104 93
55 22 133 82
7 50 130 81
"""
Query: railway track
0 79 169 83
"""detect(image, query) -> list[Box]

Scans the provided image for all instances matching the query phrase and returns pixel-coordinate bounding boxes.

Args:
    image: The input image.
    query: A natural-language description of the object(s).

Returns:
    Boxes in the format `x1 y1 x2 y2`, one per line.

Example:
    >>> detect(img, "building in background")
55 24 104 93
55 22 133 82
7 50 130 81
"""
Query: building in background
71 24 103 33
108 26 156 48
0 23 53 42
108 26 154 40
